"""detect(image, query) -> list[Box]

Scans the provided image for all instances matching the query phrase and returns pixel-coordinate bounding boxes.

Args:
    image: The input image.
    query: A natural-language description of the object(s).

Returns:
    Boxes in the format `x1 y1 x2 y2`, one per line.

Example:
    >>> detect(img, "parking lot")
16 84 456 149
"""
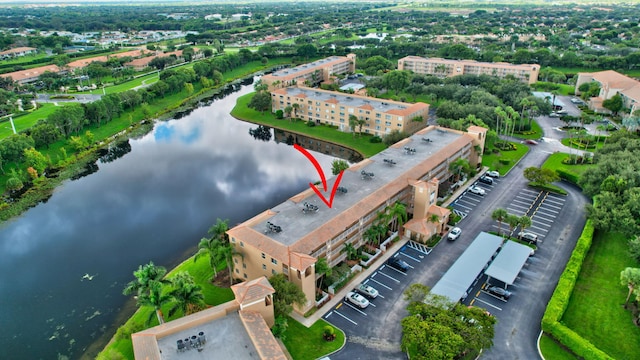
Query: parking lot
450 175 500 218
501 189 567 242
323 245 428 332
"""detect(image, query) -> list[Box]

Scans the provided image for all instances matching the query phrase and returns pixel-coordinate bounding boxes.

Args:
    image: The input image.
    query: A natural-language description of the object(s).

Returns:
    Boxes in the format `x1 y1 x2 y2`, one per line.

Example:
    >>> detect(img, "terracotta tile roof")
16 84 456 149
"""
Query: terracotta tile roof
228 220 290 264
239 311 288 360
429 204 451 218
404 217 437 238
0 64 60 82
359 103 373 110
587 70 638 91
291 135 473 255
0 47 36 56
231 276 275 306
288 251 316 271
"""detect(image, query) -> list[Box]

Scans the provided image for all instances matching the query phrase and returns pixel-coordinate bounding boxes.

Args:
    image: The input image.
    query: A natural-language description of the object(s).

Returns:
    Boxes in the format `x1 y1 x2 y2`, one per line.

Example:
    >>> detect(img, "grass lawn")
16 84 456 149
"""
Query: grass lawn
99 255 234 360
561 231 640 360
281 318 345 360
539 333 578 360
481 142 529 175
541 152 595 181
231 93 387 158
560 136 606 151
0 103 66 140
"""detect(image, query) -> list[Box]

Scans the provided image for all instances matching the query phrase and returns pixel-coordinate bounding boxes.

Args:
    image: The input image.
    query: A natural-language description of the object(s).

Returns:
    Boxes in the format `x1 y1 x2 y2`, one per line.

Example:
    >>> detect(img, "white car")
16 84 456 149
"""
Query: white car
345 291 370 309
486 170 500 178
468 185 486 196
448 227 462 241
518 231 538 243
356 283 379 299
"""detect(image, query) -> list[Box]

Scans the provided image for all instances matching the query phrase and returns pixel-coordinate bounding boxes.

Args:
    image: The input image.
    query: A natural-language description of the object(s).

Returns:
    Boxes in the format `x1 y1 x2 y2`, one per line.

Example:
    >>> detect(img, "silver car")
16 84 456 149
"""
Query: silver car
345 291 370 308
356 283 379 299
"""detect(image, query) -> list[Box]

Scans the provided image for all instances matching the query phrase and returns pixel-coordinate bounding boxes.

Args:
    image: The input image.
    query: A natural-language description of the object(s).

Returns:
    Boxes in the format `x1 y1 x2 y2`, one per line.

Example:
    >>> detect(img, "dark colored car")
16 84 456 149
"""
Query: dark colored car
525 139 538 145
387 257 409 272
478 175 493 185
487 286 511 300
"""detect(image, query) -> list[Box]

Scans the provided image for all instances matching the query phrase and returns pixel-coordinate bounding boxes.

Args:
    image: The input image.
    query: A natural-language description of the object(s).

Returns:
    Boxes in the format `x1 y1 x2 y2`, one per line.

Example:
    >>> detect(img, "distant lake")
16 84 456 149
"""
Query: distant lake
0 78 339 359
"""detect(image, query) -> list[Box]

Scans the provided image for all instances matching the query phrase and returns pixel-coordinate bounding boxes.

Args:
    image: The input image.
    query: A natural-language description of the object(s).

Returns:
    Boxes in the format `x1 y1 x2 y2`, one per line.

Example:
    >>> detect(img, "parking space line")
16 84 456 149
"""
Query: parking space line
533 213 555 221
481 290 508 303
369 277 393 290
379 269 403 281
509 203 529 211
511 199 531 206
541 203 562 210
462 196 482 203
454 203 473 210
331 310 358 325
515 194 536 201
532 220 551 228
400 252 421 263
507 208 526 216
529 225 549 233
344 302 369 315
521 189 540 196
473 298 503 311
538 207 559 214
544 198 566 204
457 199 479 206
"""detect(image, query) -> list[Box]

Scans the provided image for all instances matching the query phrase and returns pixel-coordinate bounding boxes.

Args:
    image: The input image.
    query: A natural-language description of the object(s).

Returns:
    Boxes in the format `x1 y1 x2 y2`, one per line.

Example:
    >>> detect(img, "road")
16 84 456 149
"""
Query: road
329 110 590 360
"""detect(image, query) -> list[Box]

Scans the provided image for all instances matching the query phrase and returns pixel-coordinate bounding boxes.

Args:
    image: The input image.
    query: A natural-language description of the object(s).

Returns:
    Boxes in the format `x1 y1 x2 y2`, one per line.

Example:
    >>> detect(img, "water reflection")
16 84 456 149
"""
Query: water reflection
0 79 344 359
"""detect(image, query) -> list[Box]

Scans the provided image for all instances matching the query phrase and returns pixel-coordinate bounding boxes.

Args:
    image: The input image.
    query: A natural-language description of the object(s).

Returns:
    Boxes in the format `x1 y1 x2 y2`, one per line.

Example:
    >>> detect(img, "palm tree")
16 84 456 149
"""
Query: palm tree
343 243 358 261
518 215 532 234
208 218 229 243
387 203 408 234
348 115 358 137
137 281 174 325
291 103 300 118
284 105 293 120
364 226 379 246
315 257 332 291
491 208 508 236
620 267 640 305
194 237 223 279
357 118 366 137
168 272 206 317
506 214 520 236
123 262 170 298
449 158 470 183
217 242 240 286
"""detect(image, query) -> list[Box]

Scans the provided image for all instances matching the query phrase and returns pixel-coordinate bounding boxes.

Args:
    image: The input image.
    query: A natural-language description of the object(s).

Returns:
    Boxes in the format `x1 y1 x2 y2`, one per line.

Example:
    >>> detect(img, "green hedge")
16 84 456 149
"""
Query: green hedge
541 220 614 360
555 169 579 185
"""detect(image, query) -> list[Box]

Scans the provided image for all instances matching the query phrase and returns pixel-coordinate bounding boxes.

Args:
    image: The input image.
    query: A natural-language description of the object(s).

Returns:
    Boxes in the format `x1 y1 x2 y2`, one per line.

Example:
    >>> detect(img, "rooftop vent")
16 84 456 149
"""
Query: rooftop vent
336 186 348 194
422 137 432 143
360 170 375 180
265 221 282 234
383 158 397 166
302 202 319 213
404 147 416 155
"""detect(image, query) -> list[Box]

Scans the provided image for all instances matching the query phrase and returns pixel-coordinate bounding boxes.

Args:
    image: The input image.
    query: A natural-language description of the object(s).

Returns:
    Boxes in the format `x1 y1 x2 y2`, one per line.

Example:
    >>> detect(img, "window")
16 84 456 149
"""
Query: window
243 263 247 268
234 258 238 264
244 273 247 279
271 258 278 265
231 237 236 243
240 242 244 247
261 253 266 259
235 269 239 274
272 269 277 275
262 264 267 270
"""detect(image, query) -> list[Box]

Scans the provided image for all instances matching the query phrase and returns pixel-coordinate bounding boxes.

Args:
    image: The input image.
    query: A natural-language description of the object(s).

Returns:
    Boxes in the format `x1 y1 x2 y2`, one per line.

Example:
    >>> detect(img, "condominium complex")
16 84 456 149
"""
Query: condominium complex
397 56 540 84
576 70 640 115
227 125 487 313
261 54 356 91
271 86 429 137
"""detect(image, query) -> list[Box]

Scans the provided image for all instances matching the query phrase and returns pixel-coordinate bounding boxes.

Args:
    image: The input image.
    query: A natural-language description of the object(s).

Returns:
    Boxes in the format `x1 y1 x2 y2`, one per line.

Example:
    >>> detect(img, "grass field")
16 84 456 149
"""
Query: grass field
231 93 387 158
541 152 595 181
561 231 640 360
481 142 529 175
0 103 65 140
281 318 345 360
539 333 578 360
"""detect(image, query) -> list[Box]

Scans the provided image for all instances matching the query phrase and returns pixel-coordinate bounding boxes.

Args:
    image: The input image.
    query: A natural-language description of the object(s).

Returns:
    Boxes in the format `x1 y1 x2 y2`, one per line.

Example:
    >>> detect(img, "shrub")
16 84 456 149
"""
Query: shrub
370 136 382 143
499 158 511 165
323 325 336 341
275 109 284 119
272 316 289 340
306 120 315 127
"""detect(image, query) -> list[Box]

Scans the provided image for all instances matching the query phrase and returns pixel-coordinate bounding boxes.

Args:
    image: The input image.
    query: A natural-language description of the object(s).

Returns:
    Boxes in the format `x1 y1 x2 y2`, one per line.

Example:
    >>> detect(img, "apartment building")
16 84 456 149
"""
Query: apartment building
0 47 36 60
398 56 540 84
131 276 286 360
261 54 356 91
576 70 640 114
271 86 429 137
227 125 487 313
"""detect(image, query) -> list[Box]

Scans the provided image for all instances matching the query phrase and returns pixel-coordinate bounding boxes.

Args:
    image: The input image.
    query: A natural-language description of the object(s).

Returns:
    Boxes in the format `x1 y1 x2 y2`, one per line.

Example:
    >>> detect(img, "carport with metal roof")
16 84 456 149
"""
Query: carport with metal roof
484 240 532 287
431 232 504 303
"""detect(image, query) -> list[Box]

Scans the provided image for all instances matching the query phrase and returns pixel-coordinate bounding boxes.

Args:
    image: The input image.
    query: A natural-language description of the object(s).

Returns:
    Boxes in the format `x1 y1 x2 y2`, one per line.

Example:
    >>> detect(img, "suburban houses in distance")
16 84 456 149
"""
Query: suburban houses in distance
227 124 486 314
397 55 540 84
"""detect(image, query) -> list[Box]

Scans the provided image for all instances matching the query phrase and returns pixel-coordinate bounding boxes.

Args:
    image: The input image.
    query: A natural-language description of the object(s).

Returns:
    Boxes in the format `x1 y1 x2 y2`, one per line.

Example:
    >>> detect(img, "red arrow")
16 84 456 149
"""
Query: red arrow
294 144 345 208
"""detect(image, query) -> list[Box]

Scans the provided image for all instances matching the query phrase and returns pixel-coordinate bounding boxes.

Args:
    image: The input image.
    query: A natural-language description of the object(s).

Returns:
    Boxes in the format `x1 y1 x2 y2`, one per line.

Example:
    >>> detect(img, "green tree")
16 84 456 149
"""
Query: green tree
248 91 272 114
518 215 532 233
194 237 223 279
137 281 174 325
184 82 194 95
449 158 471 183
269 273 307 317
0 133 35 162
23 147 48 176
383 70 411 95
506 214 520 236
491 208 508 236
603 94 624 116
217 242 239 286
6 177 23 192
122 262 170 298
387 202 408 234
315 257 332 291
30 122 61 149
283 105 293 119
620 267 640 305
629 236 640 264
168 272 205 317
296 44 317 60
208 218 230 243
348 115 358 138
523 167 559 186
331 159 349 176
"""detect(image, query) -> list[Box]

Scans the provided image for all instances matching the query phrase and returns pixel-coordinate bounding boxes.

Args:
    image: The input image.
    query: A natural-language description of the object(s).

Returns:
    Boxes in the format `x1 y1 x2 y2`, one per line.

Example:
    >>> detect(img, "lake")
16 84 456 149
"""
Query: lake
0 78 341 359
